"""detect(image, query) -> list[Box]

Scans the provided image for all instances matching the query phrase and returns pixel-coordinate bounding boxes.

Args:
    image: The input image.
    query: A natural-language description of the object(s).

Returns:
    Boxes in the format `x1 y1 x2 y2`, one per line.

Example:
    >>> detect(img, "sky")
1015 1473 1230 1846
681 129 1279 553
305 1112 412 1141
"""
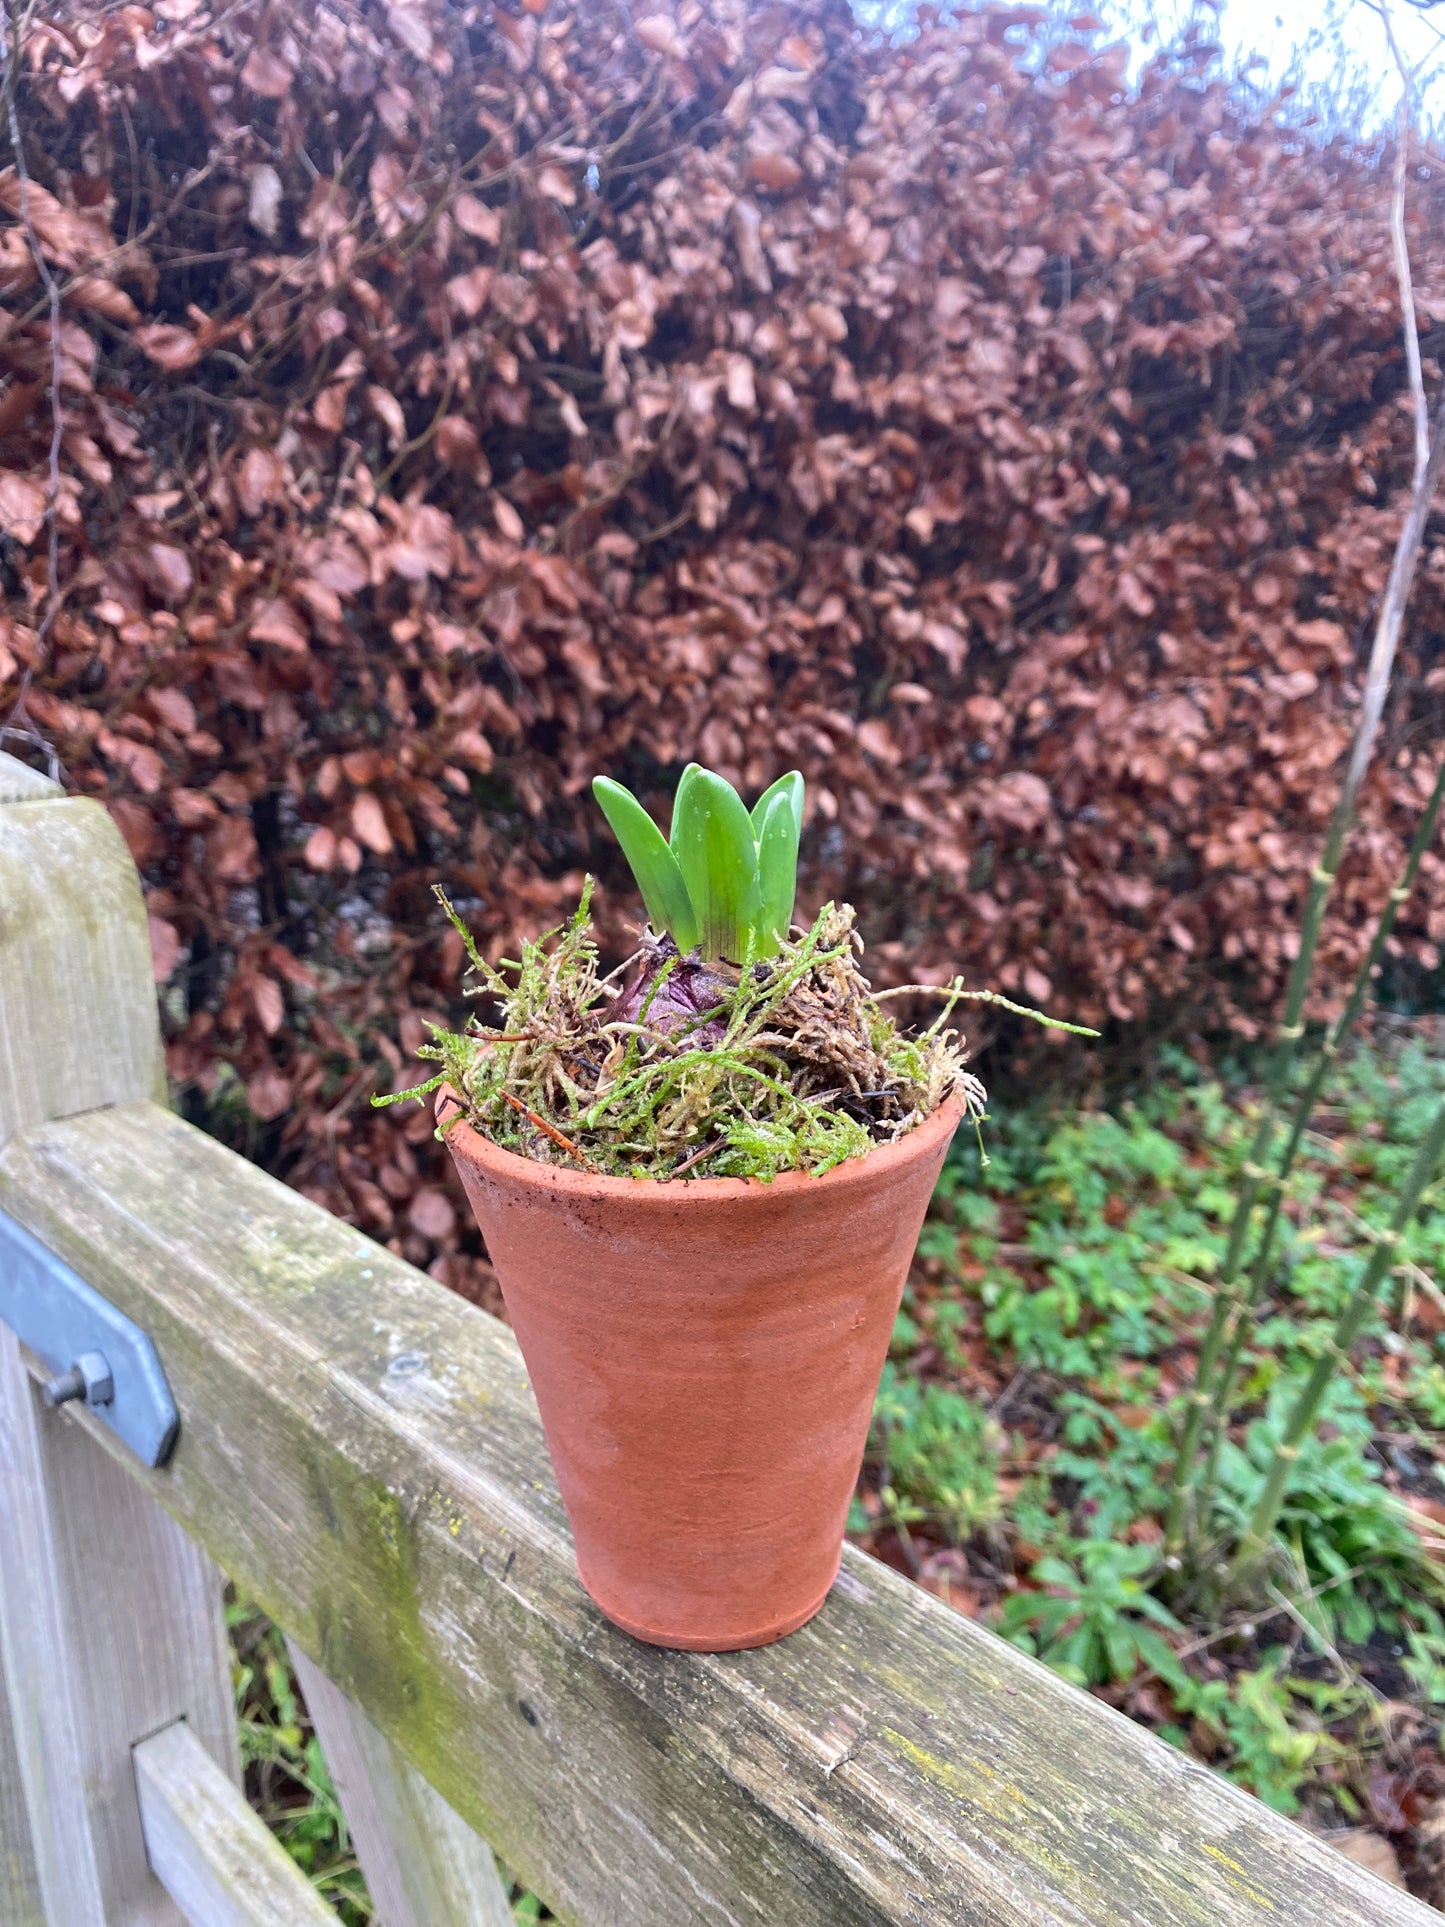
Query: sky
1123 0 1445 129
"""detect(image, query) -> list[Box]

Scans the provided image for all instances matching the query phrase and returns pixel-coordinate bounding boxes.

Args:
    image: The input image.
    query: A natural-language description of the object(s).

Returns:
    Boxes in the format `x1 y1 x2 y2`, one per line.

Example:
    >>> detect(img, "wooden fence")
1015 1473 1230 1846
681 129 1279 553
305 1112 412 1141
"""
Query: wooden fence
0 749 1432 1926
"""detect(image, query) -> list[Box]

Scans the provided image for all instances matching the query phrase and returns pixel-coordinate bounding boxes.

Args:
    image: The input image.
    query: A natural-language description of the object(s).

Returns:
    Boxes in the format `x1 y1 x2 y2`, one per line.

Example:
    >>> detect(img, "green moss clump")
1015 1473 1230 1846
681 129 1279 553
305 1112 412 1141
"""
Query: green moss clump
382 884 990 1182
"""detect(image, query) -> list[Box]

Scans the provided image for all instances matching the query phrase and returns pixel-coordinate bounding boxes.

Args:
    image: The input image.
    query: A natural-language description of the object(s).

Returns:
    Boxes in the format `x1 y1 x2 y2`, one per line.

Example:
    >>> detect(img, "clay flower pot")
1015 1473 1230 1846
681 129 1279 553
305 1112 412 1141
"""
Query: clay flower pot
441 1091 962 1651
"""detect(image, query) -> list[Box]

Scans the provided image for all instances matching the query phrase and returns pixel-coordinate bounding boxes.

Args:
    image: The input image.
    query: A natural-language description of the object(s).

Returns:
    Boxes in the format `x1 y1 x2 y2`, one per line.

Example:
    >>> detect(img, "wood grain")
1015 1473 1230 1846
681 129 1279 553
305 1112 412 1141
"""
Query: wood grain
1 1098 1425 1926
134 1719 335 1926
0 791 165 1151
0 786 236 1926
0 1672 41 1927
289 1643 515 1927
0 758 57 1926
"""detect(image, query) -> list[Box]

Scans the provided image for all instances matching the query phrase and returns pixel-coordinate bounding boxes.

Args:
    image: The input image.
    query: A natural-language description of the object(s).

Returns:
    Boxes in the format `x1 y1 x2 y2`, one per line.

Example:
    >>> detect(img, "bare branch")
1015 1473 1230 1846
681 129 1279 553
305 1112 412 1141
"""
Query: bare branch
1335 0 1444 828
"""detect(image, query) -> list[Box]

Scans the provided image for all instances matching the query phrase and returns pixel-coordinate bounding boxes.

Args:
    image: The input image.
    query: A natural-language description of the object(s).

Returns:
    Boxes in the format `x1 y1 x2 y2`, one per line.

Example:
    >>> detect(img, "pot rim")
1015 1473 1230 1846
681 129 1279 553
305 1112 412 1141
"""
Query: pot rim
438 1086 965 1205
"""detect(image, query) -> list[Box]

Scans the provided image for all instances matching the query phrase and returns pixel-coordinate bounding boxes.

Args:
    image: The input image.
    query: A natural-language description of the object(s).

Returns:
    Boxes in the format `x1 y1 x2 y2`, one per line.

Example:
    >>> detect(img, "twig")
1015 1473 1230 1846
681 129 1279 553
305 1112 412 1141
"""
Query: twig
1340 0 1444 821
1172 1564 1369 1660
1265 1582 1376 1697
670 1138 720 1177
1227 1096 1445 1587
988 1369 1029 1420
1186 750 1445 1528
499 1089 602 1174
1331 1195 1445 1320
1164 11 1445 1550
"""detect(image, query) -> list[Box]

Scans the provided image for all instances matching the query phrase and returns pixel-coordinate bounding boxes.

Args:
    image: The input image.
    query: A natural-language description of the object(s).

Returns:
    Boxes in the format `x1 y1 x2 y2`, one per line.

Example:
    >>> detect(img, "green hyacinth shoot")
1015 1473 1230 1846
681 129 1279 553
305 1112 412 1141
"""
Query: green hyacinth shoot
592 765 804 963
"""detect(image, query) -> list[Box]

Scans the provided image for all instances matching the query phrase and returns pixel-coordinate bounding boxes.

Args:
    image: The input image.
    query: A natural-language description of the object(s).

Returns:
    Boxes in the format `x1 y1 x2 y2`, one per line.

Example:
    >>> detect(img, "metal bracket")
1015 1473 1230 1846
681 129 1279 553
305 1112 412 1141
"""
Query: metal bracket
0 1208 178 1466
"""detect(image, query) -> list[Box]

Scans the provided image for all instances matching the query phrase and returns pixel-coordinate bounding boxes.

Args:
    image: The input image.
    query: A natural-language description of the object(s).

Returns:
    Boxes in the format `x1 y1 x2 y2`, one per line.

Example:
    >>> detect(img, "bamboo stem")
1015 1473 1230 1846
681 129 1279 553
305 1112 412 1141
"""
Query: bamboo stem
1172 13 1445 1573
1225 1096 1445 1589
1192 754 1445 1518
1163 361 1445 1556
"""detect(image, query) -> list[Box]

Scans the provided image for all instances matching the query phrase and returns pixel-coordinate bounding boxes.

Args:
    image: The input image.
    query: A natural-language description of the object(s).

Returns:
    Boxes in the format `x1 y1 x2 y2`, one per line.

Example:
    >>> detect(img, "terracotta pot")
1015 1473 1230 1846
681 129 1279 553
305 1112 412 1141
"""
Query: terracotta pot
441 1091 962 1651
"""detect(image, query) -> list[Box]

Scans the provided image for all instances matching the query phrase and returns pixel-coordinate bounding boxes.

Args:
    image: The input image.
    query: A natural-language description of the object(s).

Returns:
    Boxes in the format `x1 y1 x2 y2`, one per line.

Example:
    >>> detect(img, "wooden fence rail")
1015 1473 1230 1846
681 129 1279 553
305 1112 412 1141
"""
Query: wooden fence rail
0 753 1432 1926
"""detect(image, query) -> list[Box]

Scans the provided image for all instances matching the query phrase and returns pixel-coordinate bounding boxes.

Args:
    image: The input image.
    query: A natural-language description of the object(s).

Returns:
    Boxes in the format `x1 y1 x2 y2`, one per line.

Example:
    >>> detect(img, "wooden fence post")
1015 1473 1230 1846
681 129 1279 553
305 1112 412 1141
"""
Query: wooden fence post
0 757 238 1924
1 1676 41 1927
0 755 64 1927
289 1644 515 1927
2 753 522 1925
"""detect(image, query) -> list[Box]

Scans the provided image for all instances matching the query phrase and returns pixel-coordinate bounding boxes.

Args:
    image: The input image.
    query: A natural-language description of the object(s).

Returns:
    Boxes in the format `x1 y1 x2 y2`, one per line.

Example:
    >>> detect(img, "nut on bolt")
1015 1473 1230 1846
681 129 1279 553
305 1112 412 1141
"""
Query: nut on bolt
42 1350 115 1410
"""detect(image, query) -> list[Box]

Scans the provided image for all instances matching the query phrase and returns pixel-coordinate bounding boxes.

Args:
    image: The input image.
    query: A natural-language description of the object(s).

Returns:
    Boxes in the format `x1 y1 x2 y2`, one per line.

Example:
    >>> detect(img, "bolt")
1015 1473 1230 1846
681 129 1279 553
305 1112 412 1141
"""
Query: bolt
41 1366 85 1408
41 1350 114 1410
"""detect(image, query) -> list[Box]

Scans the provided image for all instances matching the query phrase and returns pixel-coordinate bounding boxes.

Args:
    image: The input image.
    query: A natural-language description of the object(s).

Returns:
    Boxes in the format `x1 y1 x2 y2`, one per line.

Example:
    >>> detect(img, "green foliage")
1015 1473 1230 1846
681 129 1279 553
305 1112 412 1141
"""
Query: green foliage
228 1599 371 1922
1212 1380 1435 1643
752 772 805 952
871 1034 1445 1836
999 1541 1185 1689
1164 1657 1349 1815
592 764 804 962
967 1103 1221 1382
870 1364 1002 1539
590 777 701 952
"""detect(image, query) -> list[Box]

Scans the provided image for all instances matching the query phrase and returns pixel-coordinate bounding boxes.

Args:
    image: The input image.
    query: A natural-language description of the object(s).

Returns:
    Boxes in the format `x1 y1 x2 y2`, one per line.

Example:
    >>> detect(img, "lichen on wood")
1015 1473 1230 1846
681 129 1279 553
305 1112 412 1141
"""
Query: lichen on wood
0 1098 1429 1926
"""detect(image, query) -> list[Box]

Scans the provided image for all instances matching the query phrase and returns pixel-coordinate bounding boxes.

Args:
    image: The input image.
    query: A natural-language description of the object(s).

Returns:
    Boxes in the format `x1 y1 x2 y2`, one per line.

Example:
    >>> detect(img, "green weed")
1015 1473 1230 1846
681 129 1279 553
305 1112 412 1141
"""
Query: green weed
862 1031 1445 1835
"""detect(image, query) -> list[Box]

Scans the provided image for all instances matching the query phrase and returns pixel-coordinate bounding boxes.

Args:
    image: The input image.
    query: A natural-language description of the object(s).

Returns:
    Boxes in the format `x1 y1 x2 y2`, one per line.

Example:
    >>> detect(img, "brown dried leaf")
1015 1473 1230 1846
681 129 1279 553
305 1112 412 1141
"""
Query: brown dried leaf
408 1187 456 1240
65 276 139 324
453 194 502 244
250 598 309 651
0 472 48 544
245 1067 292 1120
251 976 286 1036
133 323 201 372
351 790 393 855
241 45 293 98
148 916 182 983
237 447 288 518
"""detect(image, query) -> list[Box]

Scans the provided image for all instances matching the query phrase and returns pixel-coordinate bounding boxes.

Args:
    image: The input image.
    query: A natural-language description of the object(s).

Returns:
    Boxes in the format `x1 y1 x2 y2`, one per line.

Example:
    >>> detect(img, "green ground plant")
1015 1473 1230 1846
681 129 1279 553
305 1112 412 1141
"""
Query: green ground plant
228 1601 371 1923
858 1032 1445 1829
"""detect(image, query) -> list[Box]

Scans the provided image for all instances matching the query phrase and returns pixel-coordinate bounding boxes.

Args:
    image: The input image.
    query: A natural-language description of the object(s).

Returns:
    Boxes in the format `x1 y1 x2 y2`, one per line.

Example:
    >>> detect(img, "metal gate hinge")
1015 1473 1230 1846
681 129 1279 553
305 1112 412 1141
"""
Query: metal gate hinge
0 1208 178 1467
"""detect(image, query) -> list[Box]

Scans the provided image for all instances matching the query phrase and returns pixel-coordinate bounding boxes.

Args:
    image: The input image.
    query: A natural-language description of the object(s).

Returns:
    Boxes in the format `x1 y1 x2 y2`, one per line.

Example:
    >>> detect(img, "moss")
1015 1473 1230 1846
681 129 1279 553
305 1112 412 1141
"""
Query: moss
304 1442 442 1762
382 886 993 1180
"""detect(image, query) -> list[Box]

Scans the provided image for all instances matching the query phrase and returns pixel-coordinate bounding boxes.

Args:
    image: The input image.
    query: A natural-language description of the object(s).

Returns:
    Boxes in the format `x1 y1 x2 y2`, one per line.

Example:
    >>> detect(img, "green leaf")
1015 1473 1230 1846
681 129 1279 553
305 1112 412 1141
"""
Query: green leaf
750 769 804 841
755 788 801 954
670 767 761 961
592 776 701 952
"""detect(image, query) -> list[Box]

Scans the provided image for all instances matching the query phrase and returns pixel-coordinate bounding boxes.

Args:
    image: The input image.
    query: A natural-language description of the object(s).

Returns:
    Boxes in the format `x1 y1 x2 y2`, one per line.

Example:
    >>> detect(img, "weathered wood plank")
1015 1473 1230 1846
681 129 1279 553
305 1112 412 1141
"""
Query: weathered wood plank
135 1718 336 1927
0 789 237 1926
0 749 61 805
0 1672 42 1927
0 1330 241 1923
0 1099 1424 1927
0 757 58 1924
0 792 166 1150
289 1643 515 1927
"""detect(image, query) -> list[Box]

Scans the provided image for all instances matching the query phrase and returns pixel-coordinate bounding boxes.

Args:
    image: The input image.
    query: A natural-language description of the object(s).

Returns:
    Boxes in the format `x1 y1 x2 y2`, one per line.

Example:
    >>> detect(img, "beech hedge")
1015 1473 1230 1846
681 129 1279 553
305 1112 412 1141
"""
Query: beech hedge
1 0 1443 1288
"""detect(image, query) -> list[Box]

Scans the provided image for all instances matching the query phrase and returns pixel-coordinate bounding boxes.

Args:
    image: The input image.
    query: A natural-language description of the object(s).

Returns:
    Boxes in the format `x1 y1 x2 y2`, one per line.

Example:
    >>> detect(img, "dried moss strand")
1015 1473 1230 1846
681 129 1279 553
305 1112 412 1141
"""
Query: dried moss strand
405 895 983 1181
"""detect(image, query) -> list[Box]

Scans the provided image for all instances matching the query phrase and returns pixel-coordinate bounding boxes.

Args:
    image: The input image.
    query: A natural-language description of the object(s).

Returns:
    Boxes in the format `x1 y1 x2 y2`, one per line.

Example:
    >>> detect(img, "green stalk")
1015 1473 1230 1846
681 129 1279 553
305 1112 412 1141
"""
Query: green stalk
1162 828 1346 1551
1162 730 1445 1557
1165 381 1445 1556
1193 755 1445 1518
1225 1094 1445 1589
